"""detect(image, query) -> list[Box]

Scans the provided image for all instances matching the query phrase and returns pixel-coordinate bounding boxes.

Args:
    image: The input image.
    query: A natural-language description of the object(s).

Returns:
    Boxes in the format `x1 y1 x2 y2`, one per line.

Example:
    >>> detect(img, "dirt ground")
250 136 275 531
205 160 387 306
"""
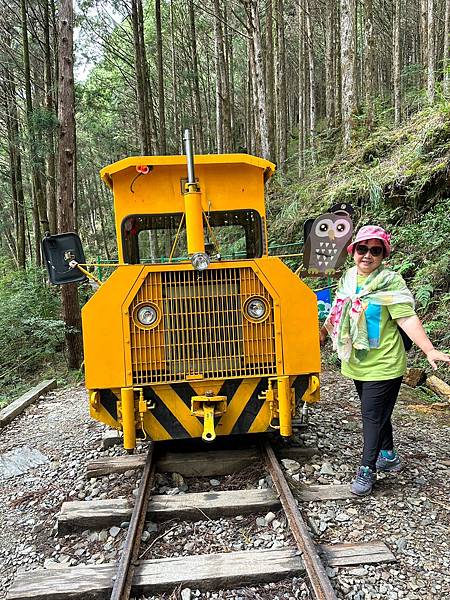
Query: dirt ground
0 369 449 600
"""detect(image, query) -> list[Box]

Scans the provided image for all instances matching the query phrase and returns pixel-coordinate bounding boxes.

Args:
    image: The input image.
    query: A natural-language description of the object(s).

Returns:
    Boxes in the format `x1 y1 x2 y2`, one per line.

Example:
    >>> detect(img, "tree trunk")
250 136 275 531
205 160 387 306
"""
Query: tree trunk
57 0 83 370
298 2 305 175
275 0 287 172
247 17 260 155
0 202 18 265
444 0 450 96
82 179 100 254
131 0 152 154
265 0 276 159
245 52 253 154
340 0 356 147
222 5 233 151
204 46 213 151
25 210 33 263
421 0 428 84
4 84 19 267
188 0 205 152
21 0 49 257
3 49 26 268
155 0 167 154
364 0 375 129
213 0 224 153
305 0 316 162
325 0 335 129
246 0 270 160
44 0 57 235
90 170 111 261
225 8 236 148
32 194 41 265
393 0 401 124
137 0 158 151
169 1 180 149
334 0 342 126
427 0 435 104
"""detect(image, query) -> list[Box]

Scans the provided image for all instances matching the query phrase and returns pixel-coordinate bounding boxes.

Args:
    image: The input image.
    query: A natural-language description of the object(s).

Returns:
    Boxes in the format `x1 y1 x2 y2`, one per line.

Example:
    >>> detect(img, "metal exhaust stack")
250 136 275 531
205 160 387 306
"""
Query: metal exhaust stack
183 129 205 255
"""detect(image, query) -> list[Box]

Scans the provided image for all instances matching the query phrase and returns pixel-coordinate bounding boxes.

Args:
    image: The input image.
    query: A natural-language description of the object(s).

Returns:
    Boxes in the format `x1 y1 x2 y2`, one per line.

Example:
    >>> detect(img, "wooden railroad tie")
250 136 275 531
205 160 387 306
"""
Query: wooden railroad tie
7 542 395 600
86 445 320 478
58 486 354 534
58 488 279 533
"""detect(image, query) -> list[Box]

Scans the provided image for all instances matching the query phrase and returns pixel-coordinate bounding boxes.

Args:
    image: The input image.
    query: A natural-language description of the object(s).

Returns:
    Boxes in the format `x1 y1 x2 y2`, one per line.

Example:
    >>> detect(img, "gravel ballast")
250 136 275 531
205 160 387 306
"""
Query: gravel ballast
0 371 449 600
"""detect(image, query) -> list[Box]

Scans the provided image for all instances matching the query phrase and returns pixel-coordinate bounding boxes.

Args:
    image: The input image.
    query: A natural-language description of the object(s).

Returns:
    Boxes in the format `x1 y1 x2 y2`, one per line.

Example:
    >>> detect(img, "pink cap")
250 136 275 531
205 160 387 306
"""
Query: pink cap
347 225 391 257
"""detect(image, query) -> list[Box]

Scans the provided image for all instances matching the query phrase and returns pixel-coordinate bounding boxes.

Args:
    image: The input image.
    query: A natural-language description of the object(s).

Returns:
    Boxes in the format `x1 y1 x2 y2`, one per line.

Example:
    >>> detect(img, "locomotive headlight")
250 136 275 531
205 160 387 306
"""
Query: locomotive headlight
191 252 210 271
134 303 159 328
244 296 269 322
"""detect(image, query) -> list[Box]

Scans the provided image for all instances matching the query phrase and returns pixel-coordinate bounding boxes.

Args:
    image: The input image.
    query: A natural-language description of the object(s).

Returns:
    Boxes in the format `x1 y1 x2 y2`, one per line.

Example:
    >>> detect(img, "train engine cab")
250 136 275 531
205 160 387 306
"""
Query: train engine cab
49 139 321 449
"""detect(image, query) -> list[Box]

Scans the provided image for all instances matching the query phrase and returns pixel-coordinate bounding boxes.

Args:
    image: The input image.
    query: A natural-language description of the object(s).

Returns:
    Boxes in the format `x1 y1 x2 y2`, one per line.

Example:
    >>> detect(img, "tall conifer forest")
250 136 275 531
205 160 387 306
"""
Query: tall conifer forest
0 0 449 392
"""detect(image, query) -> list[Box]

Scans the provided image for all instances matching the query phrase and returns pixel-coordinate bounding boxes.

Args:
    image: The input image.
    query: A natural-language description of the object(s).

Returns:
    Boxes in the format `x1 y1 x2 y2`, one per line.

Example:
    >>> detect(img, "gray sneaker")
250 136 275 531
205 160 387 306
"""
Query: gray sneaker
376 450 402 472
351 466 376 496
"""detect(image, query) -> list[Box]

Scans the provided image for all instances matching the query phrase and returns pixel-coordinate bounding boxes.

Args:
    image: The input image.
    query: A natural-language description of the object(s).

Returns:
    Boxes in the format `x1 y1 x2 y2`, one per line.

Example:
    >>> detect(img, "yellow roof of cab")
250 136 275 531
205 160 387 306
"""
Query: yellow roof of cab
100 153 276 188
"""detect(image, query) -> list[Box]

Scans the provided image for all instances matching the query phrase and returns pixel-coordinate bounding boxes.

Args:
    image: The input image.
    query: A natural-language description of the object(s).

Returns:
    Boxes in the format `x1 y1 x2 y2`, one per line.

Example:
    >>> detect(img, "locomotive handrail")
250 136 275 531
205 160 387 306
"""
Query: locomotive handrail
76 262 125 267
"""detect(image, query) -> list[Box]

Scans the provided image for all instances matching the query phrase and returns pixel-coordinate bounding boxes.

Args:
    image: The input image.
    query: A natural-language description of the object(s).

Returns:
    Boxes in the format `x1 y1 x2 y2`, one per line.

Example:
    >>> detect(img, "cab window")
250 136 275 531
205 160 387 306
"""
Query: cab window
122 210 263 264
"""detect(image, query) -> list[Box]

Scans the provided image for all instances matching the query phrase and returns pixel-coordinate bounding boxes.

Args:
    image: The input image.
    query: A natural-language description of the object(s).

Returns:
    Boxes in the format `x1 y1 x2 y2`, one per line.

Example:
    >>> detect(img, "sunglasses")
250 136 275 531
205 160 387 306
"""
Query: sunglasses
355 244 384 257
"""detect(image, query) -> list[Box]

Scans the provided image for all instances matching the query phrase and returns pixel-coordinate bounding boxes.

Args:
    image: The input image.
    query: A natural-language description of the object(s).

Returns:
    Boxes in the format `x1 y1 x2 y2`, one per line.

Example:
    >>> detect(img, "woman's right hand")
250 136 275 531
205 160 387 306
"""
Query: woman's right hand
320 328 328 347
425 348 450 370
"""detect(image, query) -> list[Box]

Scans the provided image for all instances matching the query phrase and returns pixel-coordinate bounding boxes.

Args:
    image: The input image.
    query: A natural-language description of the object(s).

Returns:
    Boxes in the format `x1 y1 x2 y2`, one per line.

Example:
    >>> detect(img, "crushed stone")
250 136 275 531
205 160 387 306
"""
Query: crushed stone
0 371 449 600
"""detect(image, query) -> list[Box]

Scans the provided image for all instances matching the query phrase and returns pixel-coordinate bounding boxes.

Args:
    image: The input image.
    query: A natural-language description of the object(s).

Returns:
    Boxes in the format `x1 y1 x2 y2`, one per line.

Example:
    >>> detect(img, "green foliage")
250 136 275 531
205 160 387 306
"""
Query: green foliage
267 101 450 363
0 265 65 394
415 284 434 310
391 258 414 275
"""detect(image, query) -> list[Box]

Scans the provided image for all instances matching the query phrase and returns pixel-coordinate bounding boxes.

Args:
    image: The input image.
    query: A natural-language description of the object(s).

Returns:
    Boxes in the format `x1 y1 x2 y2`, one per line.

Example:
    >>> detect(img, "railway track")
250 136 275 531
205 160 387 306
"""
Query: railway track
7 437 396 600
110 439 336 600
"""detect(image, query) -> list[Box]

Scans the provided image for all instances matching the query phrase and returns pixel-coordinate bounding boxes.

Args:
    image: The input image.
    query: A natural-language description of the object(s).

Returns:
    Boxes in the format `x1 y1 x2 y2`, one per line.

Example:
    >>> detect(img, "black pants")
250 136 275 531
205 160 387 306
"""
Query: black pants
353 376 403 471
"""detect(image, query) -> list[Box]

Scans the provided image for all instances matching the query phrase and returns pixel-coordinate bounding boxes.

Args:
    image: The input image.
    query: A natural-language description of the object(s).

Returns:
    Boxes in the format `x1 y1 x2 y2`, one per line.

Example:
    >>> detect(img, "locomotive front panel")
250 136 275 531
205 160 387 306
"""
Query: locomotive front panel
125 265 278 441
85 260 320 446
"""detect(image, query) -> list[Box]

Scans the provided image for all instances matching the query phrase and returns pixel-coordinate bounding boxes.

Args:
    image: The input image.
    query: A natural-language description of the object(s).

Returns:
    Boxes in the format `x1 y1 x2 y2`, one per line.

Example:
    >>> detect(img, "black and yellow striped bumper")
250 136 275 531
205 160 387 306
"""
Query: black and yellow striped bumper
91 375 314 442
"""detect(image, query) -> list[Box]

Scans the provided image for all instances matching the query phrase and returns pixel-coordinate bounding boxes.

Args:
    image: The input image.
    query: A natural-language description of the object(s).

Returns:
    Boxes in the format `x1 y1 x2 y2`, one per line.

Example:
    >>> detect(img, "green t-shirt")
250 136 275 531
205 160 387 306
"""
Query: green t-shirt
341 275 416 381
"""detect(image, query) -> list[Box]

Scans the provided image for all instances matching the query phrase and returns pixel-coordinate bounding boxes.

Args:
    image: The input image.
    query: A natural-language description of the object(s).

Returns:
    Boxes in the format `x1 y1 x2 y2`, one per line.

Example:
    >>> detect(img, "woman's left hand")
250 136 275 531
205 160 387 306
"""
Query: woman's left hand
426 349 450 370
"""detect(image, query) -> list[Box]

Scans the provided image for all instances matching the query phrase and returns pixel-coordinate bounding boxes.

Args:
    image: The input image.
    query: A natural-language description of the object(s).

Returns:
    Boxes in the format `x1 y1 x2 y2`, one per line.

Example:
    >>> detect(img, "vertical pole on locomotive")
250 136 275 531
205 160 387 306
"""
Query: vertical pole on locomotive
183 129 205 255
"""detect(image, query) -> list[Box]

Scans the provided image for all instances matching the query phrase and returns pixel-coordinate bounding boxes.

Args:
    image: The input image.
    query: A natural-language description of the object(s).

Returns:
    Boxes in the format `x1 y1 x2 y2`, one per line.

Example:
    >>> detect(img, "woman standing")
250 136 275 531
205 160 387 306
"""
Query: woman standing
320 225 450 496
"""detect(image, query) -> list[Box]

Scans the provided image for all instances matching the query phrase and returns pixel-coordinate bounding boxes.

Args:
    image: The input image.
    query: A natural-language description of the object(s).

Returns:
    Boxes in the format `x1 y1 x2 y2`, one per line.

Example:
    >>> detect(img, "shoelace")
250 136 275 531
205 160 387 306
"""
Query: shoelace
355 467 372 483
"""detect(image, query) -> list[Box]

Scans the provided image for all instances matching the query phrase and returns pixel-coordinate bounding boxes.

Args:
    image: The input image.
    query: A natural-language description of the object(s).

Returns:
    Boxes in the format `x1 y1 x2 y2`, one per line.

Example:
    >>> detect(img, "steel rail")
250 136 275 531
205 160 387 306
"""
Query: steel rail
260 439 337 600
110 444 156 600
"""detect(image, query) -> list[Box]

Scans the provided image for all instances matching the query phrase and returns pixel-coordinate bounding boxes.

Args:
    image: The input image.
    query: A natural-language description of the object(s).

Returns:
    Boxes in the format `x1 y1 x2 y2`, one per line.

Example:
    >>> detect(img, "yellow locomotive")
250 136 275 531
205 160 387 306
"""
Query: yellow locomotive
44 132 320 450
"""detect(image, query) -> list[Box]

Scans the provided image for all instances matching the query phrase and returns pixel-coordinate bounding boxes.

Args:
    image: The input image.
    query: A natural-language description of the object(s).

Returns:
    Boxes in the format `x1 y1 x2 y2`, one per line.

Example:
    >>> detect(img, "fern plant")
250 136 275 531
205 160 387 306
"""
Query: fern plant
415 283 434 310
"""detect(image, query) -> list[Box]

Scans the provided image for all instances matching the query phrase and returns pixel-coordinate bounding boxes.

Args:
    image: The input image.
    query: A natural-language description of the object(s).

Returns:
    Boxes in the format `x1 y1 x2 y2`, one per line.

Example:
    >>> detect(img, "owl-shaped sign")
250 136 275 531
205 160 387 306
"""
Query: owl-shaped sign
302 209 353 276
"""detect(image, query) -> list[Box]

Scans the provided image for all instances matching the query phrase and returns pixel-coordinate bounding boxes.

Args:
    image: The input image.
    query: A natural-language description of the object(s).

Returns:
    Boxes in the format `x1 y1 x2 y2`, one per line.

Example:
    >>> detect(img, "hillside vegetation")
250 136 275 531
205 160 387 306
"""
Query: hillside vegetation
268 101 450 368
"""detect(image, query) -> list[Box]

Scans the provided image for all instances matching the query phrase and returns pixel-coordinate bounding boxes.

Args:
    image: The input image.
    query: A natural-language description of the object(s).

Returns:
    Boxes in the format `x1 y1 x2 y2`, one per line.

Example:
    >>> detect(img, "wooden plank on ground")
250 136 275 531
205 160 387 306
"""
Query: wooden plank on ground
86 454 146 477
320 541 396 567
425 375 450 401
0 380 57 428
58 498 133 533
296 484 354 501
86 448 260 478
7 548 304 600
277 447 320 461
58 488 281 533
157 448 260 476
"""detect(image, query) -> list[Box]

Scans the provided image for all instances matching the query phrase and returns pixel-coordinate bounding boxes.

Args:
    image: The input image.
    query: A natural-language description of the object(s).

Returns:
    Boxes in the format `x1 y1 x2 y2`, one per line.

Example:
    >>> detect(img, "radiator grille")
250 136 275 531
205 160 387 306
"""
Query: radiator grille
129 267 277 384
